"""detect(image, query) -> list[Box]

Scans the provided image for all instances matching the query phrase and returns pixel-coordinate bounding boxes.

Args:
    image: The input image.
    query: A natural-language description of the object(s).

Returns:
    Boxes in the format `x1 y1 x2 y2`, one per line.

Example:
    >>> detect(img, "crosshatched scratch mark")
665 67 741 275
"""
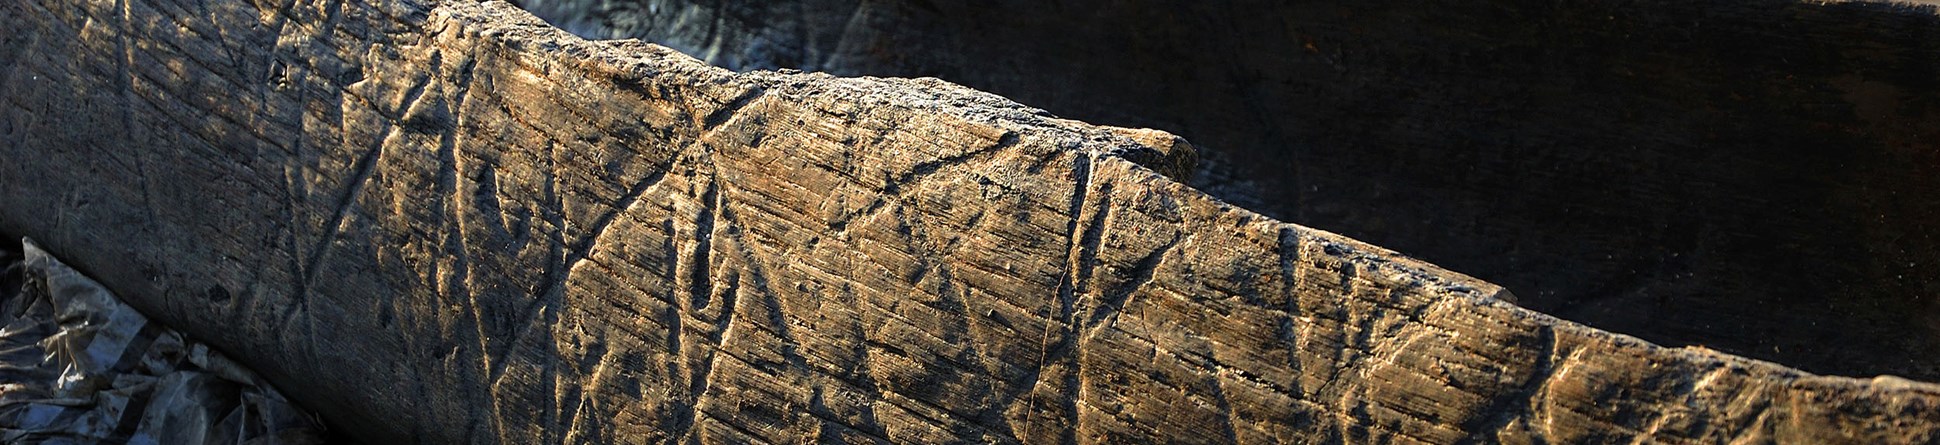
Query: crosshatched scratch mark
566 164 672 267
884 131 1017 195
1019 152 1095 442
486 158 676 391
297 125 388 300
701 87 767 130
16 2 1940 443
1088 231 1183 330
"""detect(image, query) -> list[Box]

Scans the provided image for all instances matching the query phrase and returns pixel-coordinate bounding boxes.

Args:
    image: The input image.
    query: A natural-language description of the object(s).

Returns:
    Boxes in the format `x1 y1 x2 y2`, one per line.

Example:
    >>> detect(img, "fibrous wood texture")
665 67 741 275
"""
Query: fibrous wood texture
518 0 1940 381
1 0 1936 443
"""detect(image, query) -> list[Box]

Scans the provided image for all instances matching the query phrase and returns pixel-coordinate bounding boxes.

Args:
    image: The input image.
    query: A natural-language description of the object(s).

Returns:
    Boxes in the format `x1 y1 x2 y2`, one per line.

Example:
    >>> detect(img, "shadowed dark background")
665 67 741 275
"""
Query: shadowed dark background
517 0 1940 381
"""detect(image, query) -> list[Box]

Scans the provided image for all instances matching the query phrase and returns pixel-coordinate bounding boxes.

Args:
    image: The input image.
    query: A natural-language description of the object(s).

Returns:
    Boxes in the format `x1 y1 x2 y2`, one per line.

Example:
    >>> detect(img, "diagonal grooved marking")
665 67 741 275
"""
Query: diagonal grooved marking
487 162 674 385
1019 152 1095 442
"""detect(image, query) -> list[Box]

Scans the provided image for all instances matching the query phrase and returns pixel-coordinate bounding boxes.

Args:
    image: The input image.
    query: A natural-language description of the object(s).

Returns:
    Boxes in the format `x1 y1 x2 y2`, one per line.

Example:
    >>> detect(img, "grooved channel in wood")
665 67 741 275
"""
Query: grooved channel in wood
1 0 1937 443
514 0 1940 382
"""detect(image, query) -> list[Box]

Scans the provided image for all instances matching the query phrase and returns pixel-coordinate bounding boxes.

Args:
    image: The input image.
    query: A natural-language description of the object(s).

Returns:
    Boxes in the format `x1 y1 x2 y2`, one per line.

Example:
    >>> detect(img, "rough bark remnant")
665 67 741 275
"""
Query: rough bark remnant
1 0 1936 443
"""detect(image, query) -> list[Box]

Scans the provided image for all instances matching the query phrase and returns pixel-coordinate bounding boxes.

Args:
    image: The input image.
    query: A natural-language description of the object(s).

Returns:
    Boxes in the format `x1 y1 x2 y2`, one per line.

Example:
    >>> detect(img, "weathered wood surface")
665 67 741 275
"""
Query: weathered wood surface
1 0 1937 443
516 0 1940 382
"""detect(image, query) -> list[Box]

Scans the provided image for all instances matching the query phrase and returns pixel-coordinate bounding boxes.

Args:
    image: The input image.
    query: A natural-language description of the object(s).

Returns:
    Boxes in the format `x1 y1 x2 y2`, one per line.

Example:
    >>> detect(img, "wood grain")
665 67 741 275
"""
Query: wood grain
1 1 1935 443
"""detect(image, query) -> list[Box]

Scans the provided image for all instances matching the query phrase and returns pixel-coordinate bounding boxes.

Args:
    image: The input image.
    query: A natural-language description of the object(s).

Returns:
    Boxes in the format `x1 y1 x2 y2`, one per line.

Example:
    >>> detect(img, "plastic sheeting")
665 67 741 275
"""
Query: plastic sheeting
0 239 328 444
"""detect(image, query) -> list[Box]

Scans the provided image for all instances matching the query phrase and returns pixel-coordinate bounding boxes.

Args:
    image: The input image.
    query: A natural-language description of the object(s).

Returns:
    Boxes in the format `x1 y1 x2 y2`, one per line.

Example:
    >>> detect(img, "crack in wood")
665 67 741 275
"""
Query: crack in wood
1019 152 1095 443
18 2 1940 443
